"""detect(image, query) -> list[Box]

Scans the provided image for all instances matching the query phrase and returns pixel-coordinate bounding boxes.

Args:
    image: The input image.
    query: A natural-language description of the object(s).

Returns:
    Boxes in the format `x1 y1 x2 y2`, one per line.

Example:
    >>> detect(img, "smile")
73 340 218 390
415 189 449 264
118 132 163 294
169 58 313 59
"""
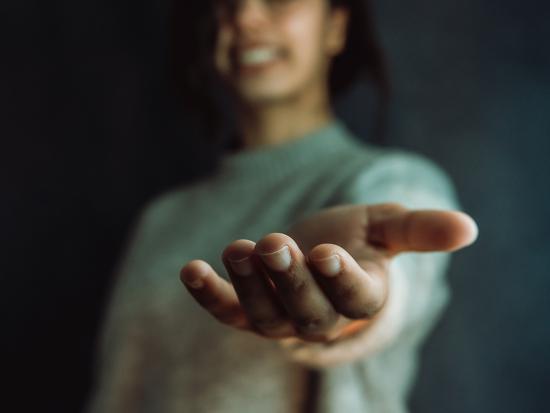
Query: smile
238 47 280 66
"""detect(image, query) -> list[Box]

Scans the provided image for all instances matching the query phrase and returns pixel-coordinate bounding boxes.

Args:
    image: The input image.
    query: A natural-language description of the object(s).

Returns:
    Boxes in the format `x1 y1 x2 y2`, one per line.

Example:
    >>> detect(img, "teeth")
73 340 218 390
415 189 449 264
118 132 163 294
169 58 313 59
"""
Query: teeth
239 48 278 65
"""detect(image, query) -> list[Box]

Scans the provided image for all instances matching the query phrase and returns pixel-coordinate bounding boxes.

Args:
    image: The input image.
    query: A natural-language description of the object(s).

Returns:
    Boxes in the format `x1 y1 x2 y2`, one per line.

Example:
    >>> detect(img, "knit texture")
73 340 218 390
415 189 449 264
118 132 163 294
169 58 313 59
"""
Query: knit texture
86 119 460 413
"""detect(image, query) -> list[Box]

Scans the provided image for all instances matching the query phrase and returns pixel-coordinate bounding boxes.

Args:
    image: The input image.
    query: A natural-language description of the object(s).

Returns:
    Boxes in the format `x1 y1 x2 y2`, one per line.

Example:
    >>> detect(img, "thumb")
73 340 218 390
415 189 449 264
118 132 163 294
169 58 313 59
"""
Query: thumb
366 203 479 255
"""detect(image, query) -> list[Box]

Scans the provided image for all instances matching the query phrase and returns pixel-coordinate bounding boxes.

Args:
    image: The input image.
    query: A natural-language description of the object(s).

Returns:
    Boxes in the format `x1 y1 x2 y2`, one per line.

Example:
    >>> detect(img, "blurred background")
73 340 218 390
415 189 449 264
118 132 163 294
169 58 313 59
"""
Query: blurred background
2 0 548 412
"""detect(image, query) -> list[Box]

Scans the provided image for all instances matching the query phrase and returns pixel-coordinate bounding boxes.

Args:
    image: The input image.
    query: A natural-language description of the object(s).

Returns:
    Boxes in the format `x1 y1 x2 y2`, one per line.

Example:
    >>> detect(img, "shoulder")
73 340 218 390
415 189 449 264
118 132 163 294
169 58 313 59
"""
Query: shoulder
131 178 206 237
333 142 460 210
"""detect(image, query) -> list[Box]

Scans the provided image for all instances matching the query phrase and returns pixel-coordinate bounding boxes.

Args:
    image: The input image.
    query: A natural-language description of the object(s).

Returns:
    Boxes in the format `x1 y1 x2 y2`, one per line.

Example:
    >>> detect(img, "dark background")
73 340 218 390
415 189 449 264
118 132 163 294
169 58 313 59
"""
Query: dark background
2 0 549 412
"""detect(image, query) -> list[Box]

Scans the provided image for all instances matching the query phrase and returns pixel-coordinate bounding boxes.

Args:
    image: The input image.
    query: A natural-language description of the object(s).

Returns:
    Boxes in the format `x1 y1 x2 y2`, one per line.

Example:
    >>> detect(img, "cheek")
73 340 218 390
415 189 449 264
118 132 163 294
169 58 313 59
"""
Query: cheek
280 11 327 72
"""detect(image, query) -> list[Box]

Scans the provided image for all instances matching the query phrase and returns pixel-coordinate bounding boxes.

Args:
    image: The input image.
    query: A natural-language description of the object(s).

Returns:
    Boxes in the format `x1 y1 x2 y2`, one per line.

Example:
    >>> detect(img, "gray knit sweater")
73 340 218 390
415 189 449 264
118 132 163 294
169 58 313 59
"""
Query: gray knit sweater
86 119 460 413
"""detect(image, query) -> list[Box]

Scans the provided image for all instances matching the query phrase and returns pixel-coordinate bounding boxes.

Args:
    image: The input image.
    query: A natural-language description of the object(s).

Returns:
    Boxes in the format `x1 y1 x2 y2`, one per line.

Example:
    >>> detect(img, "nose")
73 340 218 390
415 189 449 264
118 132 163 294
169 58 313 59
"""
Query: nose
232 0 269 32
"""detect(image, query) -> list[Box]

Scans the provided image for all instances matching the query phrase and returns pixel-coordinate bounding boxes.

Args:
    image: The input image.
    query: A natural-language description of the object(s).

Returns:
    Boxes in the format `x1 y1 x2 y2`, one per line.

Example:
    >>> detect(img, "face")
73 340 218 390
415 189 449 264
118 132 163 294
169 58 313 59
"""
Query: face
213 0 348 105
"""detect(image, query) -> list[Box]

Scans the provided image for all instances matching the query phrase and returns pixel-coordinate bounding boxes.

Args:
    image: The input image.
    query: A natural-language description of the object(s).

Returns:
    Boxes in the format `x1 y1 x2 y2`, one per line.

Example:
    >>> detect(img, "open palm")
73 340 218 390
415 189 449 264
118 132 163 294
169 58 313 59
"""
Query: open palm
180 203 478 342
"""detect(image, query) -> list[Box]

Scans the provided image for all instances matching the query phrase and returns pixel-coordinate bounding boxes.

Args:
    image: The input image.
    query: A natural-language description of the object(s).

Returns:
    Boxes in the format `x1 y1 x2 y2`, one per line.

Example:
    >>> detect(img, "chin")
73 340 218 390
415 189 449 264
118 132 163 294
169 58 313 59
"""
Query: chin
234 82 300 106
239 92 292 105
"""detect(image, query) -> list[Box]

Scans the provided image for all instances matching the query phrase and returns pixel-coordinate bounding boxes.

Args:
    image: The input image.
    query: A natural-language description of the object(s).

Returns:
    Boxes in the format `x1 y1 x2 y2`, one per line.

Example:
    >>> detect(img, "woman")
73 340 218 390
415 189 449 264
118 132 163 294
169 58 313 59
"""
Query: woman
86 0 478 412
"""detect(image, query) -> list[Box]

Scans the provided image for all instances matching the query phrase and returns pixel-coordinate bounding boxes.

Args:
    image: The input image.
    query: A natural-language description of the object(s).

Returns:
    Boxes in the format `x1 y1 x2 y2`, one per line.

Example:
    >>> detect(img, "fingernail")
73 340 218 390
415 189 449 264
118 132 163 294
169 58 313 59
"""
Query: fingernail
228 256 254 276
181 264 207 289
311 254 341 277
259 245 291 272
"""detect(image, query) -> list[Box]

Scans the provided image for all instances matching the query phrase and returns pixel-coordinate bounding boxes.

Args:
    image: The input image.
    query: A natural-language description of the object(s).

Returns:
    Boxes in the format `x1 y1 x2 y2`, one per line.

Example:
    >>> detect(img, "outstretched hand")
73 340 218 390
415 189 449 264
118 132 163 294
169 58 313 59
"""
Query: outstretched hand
180 203 478 342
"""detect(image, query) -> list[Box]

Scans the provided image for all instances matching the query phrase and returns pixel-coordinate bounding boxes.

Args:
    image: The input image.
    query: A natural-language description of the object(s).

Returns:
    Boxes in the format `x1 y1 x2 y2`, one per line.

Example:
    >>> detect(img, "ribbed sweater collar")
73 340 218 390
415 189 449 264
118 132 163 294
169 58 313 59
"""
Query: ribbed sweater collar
215 118 359 184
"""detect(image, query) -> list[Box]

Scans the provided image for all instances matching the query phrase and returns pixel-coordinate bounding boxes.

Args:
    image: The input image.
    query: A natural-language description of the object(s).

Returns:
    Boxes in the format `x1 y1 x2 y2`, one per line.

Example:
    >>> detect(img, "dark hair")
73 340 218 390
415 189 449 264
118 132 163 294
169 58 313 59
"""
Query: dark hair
169 0 390 146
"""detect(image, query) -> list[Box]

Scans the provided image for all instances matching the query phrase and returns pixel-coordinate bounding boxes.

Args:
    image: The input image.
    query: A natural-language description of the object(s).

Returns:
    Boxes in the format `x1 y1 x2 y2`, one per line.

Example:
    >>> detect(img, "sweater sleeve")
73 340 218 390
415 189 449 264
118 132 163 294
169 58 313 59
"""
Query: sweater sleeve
278 150 460 367
84 201 169 413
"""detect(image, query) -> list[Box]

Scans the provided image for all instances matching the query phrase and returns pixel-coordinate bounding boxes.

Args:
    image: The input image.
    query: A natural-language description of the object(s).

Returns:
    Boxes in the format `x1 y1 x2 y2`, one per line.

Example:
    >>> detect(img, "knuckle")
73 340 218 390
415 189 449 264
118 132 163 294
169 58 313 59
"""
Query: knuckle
294 312 338 336
288 272 307 292
200 294 223 310
277 272 307 294
214 307 243 325
239 296 259 309
252 317 285 330
330 282 382 319
252 318 292 338
295 317 323 333
339 300 381 319
334 282 359 302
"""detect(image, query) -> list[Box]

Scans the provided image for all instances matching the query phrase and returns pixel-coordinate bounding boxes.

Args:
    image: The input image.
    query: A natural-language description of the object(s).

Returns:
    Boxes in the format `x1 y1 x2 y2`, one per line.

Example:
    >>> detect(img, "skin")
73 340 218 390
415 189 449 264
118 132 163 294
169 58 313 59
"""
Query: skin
214 0 348 148
180 0 479 345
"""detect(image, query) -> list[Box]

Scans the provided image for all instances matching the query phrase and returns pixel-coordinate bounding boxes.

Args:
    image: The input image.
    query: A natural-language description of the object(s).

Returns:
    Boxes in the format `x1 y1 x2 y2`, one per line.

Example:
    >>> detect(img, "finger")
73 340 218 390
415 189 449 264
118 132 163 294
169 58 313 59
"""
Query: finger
180 259 250 330
255 233 340 341
308 243 389 319
366 203 479 256
223 239 295 338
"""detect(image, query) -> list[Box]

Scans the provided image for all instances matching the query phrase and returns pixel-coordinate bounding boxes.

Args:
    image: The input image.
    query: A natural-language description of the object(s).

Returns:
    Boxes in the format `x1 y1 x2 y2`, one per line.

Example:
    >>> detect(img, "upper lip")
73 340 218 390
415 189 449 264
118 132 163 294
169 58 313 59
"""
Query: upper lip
233 41 278 53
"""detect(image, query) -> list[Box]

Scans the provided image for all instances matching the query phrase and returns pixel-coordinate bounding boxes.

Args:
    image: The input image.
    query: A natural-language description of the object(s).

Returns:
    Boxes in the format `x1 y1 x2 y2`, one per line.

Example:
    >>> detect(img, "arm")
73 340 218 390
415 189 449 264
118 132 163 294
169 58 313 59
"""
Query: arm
179 152 478 368
278 152 465 367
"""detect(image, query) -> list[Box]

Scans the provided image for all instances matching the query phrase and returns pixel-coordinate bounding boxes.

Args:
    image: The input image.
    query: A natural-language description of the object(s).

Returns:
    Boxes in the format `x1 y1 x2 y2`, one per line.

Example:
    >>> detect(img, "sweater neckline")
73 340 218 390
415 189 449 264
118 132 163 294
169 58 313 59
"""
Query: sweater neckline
216 119 359 183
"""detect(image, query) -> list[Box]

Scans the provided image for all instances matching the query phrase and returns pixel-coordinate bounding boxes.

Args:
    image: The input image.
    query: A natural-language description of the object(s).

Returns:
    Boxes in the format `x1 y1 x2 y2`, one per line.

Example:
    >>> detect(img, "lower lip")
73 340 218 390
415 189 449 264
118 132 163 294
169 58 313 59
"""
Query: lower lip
236 58 280 76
